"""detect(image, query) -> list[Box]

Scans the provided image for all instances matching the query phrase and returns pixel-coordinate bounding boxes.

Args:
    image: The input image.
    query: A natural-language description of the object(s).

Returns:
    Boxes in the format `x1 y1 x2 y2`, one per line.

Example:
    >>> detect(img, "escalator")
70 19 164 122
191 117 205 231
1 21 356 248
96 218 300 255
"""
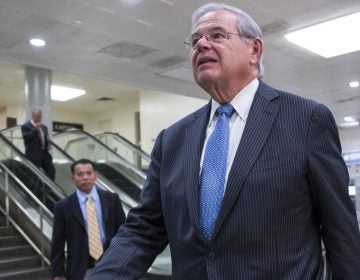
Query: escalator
0 133 66 213
94 132 151 173
95 162 141 202
0 126 171 278
1 127 138 208
52 129 147 202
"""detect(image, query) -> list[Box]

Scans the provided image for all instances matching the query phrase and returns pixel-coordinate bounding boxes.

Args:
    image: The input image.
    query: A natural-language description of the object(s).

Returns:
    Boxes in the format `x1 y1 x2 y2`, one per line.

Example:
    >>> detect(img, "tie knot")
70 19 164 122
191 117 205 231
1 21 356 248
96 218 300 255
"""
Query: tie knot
216 104 234 118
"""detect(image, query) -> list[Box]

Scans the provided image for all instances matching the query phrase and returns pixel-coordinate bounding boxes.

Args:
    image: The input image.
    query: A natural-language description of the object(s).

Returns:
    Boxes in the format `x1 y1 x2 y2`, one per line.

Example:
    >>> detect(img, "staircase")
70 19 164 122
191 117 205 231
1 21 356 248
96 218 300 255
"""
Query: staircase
0 212 50 280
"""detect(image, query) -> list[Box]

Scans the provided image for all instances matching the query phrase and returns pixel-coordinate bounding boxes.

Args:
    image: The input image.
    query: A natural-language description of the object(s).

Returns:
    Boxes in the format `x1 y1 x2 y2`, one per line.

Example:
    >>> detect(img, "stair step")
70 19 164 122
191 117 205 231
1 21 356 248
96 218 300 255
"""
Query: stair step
0 255 41 271
0 245 35 260
0 266 50 280
0 216 6 227
0 235 26 248
0 226 17 236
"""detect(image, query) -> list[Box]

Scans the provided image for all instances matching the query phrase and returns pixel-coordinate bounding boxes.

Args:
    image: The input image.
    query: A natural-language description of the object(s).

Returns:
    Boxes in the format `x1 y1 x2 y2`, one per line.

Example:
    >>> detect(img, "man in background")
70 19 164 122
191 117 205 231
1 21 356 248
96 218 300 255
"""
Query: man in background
88 3 360 279
21 108 55 180
50 158 126 280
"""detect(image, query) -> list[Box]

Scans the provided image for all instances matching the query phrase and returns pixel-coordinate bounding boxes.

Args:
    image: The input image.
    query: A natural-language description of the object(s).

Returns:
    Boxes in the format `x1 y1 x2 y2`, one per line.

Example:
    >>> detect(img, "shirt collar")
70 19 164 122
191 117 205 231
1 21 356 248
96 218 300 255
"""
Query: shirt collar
76 186 99 204
209 78 259 123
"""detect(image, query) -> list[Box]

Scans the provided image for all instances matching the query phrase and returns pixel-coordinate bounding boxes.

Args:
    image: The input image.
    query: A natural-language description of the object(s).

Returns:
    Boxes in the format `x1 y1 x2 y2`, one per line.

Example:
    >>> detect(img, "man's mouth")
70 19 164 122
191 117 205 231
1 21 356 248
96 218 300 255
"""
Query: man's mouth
197 56 217 67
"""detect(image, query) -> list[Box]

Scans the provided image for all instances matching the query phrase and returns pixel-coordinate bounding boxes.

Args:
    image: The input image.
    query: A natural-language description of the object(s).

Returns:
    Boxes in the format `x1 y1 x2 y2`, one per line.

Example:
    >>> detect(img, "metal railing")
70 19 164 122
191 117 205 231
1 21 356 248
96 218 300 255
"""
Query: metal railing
0 160 54 266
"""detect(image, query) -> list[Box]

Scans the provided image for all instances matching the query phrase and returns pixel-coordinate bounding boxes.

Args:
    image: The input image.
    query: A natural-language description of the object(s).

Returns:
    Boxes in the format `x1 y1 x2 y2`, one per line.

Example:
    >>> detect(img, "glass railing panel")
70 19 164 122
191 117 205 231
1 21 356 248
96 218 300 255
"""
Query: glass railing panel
0 126 79 197
53 130 146 197
0 126 26 154
0 138 66 212
0 163 53 263
95 132 151 171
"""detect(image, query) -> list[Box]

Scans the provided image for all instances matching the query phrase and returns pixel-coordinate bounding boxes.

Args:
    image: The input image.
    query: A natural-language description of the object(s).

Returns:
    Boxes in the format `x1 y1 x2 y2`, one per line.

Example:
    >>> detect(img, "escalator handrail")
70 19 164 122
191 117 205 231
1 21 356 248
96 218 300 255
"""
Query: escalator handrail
95 178 137 210
0 132 67 198
54 128 147 182
0 160 54 218
95 131 151 161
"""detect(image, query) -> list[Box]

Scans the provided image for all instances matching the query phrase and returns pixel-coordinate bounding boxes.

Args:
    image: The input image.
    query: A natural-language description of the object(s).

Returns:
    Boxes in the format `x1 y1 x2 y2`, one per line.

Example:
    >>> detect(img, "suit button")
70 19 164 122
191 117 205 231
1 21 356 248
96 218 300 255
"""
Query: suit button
207 252 215 260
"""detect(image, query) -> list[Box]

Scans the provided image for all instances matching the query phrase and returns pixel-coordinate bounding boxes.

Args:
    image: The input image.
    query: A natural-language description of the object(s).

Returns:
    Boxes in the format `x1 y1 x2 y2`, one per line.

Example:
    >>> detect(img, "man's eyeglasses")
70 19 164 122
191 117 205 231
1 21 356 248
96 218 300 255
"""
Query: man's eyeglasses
184 29 252 50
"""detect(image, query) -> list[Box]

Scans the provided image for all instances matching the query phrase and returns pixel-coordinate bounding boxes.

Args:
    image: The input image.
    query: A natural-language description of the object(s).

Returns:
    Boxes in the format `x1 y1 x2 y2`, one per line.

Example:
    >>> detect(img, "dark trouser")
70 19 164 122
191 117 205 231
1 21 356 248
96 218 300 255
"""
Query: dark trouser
29 150 56 180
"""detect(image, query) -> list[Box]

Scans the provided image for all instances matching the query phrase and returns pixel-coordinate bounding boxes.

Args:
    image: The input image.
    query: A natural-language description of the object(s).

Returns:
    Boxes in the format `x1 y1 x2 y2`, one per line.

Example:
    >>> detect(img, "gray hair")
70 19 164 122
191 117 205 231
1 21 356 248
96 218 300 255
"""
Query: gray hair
191 3 264 78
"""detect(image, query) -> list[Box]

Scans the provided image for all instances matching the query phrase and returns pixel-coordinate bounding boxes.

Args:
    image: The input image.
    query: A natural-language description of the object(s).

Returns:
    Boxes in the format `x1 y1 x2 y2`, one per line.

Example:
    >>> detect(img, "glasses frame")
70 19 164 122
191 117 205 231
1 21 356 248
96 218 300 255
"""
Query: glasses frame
184 30 253 50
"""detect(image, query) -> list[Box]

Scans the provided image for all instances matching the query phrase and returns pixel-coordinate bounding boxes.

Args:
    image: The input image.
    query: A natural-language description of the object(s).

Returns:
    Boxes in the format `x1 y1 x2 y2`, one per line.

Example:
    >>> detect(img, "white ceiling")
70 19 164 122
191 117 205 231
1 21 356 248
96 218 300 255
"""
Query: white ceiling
0 0 360 124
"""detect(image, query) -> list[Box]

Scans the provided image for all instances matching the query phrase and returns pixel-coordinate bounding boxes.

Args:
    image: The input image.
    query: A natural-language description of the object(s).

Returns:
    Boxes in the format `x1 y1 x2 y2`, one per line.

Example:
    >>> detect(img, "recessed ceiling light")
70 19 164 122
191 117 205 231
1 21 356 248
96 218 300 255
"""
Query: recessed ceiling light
349 81 359 88
51 85 86 101
285 12 360 58
344 116 356 122
29 38 46 47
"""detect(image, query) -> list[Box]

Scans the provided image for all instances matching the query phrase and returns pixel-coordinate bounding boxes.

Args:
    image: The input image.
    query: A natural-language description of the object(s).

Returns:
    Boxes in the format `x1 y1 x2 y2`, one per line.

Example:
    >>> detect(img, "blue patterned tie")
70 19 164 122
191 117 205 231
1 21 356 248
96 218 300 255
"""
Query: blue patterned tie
199 104 234 240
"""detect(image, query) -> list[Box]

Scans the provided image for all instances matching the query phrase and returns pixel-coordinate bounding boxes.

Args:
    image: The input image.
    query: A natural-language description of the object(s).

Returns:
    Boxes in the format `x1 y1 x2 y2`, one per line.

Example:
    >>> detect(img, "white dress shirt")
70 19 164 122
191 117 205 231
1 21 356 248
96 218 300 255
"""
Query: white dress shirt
200 78 259 193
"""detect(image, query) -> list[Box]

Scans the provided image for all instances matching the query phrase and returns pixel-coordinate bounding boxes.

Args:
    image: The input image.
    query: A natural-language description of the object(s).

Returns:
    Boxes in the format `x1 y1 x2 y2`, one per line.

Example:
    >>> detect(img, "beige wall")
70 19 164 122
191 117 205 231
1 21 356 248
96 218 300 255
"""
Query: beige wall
139 90 208 153
0 107 6 128
1 92 359 155
339 126 360 152
88 97 139 144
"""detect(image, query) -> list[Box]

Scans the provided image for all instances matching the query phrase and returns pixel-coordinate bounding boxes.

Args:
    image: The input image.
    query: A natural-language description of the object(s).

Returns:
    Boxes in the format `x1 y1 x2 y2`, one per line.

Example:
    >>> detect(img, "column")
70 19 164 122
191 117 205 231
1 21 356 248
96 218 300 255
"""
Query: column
24 65 52 136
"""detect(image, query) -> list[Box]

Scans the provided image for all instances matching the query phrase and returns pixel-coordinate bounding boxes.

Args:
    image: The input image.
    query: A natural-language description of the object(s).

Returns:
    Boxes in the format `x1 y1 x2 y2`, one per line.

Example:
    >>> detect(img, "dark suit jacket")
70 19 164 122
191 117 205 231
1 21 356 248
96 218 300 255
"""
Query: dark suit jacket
89 81 360 279
50 188 126 280
21 121 50 161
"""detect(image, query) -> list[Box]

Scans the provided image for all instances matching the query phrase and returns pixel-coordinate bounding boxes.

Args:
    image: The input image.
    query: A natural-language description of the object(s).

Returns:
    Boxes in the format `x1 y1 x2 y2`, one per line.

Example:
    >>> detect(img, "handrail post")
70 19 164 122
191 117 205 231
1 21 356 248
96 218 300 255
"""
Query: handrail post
39 205 45 267
5 171 10 227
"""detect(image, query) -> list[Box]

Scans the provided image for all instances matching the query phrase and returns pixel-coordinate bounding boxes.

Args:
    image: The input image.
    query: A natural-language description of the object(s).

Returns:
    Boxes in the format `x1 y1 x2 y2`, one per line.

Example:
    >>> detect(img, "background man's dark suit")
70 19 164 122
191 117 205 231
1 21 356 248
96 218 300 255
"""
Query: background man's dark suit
21 120 55 180
89 81 360 279
51 188 125 280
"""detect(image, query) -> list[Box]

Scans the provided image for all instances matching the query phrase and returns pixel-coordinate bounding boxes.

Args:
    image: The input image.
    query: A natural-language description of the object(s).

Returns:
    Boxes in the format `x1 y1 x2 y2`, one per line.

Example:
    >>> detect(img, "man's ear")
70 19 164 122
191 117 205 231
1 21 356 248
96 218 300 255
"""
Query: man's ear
250 38 263 65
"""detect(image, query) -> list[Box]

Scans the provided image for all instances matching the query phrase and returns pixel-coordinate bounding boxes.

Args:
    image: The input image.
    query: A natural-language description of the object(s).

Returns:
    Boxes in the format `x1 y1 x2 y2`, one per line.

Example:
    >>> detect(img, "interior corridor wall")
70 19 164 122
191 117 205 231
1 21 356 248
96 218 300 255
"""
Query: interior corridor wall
139 90 208 154
339 126 360 152
2 93 359 156
84 97 139 144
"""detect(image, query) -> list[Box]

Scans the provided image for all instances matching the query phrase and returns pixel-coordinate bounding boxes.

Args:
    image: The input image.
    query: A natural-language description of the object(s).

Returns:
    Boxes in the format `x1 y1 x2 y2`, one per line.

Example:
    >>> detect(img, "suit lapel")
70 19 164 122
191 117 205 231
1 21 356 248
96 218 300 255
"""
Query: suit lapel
68 192 86 231
214 82 280 237
183 104 210 234
98 189 109 222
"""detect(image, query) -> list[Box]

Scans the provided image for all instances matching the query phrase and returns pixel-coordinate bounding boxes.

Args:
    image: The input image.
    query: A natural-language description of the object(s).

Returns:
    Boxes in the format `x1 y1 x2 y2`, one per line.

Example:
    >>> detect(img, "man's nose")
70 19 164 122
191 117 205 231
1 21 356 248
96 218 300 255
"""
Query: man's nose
195 35 211 50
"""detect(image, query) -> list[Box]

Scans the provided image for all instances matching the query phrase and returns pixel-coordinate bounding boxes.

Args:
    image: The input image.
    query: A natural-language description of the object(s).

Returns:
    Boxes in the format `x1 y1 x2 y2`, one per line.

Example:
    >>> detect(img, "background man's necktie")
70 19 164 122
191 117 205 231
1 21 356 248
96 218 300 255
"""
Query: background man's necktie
37 127 45 150
199 104 234 240
86 195 103 260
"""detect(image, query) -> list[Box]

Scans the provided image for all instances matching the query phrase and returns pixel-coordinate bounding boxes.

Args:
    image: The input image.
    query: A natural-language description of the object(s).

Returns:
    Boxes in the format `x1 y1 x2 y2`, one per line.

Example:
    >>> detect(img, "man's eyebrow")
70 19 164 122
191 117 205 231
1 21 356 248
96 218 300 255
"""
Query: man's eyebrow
191 26 225 37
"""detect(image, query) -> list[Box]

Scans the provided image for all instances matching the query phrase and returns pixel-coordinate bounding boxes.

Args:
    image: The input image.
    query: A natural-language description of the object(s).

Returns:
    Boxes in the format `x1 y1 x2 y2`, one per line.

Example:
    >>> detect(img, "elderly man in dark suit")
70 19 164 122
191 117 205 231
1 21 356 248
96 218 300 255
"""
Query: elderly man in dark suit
88 3 360 279
50 159 126 280
21 108 55 180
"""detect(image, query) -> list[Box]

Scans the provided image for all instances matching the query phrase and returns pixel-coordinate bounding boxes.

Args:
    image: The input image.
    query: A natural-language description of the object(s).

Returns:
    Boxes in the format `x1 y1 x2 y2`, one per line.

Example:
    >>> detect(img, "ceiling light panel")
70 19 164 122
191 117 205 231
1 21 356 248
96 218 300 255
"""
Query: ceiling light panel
51 85 86 101
285 12 360 58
